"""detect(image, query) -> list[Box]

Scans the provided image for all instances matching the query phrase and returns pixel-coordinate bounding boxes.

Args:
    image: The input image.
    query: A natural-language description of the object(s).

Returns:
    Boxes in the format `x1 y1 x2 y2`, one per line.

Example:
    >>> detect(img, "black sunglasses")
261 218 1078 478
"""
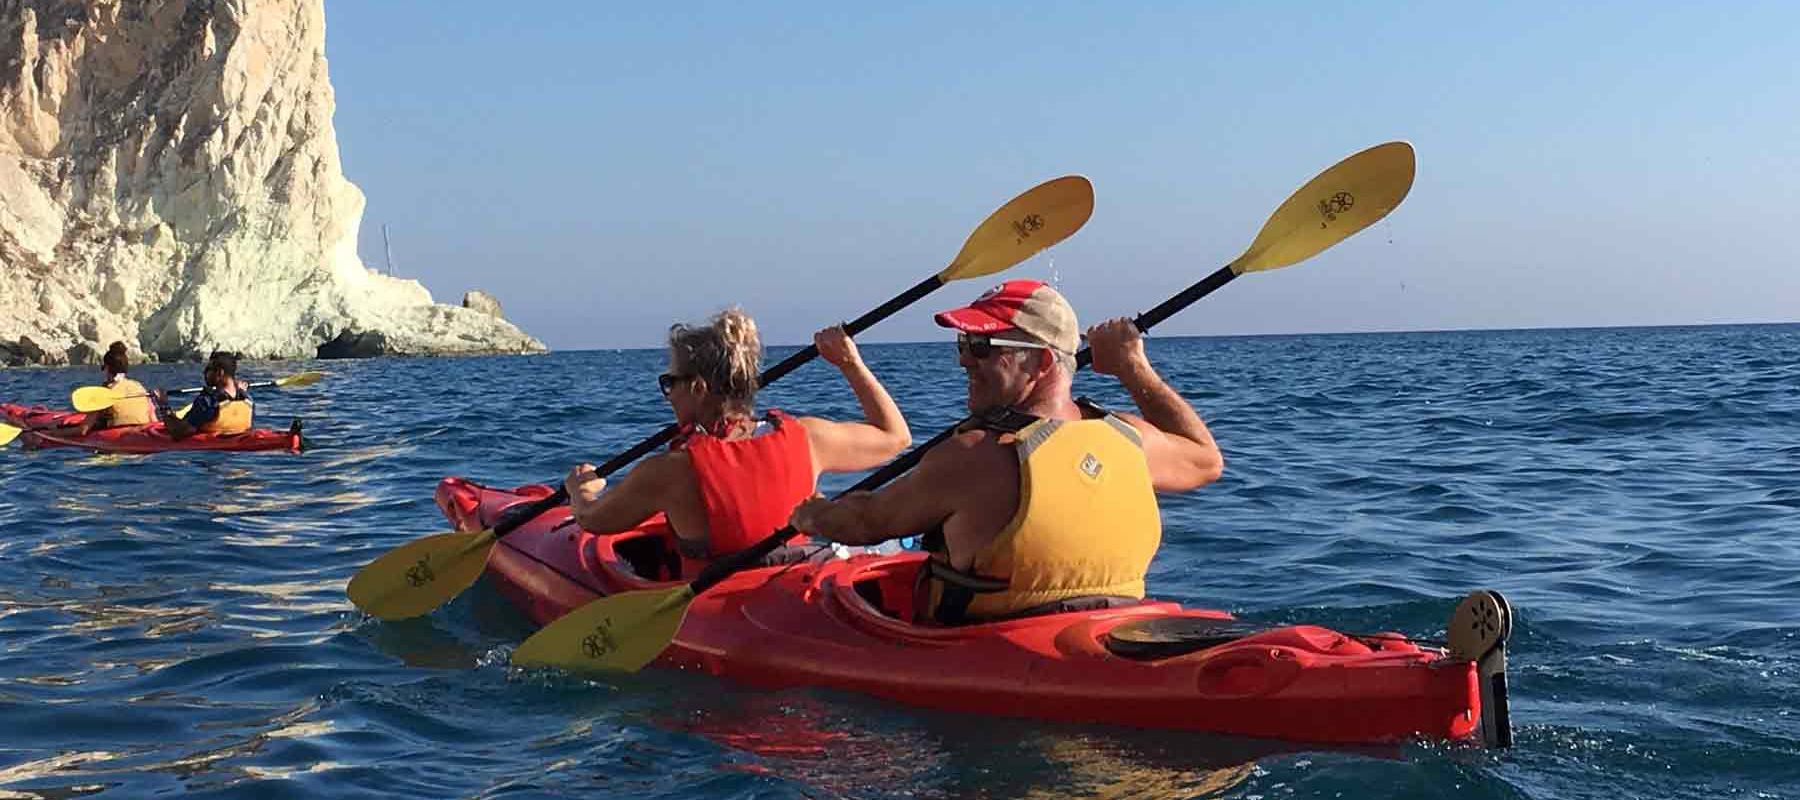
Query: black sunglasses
956 332 1055 360
658 372 695 397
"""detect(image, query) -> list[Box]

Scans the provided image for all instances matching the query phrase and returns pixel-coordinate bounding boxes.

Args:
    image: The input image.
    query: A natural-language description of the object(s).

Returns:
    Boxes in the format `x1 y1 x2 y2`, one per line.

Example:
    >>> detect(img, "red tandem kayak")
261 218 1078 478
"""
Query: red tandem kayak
2 403 303 454
435 477 1512 747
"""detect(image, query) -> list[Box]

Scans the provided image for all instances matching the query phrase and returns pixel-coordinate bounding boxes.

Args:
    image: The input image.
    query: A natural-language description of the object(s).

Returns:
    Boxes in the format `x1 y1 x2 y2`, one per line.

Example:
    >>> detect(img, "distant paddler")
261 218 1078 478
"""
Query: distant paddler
155 351 255 440
73 341 161 436
3 341 161 445
70 358 324 436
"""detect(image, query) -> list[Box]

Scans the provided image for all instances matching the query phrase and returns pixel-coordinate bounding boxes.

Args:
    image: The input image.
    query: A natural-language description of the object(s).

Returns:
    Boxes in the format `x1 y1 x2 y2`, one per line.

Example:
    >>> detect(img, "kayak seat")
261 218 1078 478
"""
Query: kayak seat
1103 616 1265 661
612 531 823 583
854 579 888 617
850 567 926 623
613 533 684 581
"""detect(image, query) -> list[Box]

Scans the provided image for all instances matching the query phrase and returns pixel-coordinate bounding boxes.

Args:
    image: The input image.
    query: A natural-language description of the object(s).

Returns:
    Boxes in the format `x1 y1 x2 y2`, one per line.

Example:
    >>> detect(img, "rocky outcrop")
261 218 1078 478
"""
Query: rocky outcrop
0 1 545 364
461 289 503 319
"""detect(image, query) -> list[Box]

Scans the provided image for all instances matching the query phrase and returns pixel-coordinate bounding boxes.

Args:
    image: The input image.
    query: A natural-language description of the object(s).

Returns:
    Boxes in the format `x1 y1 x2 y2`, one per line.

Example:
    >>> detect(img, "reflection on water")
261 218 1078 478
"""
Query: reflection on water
653 688 1324 799
0 751 120 797
0 698 345 796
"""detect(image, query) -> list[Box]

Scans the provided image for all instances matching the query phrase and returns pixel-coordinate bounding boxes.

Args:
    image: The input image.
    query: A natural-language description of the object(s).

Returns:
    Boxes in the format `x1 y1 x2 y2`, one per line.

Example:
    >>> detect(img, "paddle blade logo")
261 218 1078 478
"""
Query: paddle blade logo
405 556 437 587
582 618 619 660
1316 192 1355 228
1011 213 1045 243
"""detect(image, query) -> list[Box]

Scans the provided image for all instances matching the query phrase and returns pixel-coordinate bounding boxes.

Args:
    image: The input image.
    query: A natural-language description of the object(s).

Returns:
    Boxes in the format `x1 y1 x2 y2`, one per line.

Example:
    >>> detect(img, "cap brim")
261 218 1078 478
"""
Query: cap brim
933 305 1018 334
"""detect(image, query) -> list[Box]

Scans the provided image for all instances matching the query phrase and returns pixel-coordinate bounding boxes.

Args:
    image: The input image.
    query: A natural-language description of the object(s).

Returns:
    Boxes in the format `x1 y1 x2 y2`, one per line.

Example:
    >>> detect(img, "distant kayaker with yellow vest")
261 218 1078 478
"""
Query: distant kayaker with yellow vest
74 342 160 435
790 279 1225 624
157 351 254 439
563 310 912 575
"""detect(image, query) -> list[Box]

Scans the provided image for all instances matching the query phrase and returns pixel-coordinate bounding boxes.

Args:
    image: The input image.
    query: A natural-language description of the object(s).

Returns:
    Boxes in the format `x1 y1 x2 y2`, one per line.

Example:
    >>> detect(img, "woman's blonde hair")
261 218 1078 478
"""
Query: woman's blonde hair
669 307 762 408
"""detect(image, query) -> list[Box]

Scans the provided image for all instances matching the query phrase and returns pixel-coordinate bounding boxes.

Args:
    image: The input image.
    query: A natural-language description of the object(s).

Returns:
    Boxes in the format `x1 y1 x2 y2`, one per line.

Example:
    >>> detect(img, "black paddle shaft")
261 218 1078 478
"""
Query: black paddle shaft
691 264 1244 595
493 274 948 539
1074 264 1238 370
163 378 284 396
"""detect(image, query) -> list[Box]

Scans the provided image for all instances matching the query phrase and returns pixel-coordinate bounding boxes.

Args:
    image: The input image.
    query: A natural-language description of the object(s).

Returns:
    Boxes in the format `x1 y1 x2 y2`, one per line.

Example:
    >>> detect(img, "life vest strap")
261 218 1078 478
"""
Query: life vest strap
913 557 1009 625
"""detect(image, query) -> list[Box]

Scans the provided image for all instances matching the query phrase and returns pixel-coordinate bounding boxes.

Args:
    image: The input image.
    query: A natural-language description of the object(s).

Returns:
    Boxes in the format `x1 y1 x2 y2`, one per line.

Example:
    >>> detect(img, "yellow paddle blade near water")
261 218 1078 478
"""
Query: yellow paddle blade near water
70 385 123 413
512 584 698 673
1231 141 1416 274
940 175 1094 281
346 531 498 620
0 423 22 447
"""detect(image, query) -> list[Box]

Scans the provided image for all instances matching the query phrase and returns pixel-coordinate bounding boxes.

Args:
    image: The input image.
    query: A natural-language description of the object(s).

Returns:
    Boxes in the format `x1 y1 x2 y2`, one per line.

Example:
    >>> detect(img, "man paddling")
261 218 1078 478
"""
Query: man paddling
790 279 1224 623
157 351 255 440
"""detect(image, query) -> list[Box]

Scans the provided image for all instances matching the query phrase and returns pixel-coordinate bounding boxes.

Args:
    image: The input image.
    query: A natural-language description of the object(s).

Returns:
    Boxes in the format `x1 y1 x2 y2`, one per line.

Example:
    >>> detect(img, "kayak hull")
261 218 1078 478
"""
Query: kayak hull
436 476 1488 745
2 403 302 454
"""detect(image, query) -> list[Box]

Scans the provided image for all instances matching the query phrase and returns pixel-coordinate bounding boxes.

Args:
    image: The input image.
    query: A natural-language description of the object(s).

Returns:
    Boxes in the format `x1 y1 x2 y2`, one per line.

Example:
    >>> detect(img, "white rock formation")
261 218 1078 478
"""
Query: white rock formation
0 0 545 365
461 289 504 319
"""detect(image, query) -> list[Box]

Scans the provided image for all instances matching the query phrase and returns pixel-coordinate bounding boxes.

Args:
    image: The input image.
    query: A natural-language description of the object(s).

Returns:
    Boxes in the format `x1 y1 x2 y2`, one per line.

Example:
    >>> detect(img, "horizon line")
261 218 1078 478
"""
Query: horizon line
552 319 1800 353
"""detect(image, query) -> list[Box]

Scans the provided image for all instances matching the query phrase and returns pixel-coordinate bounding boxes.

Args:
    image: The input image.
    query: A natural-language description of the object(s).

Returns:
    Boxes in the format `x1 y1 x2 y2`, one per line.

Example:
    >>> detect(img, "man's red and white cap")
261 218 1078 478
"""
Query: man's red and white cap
933 279 1079 354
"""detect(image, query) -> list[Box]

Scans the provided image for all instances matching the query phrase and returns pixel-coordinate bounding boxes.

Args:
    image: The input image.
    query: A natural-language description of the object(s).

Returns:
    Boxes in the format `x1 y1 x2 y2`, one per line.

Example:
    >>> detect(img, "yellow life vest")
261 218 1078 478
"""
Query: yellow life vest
199 392 254 434
925 412 1161 622
106 376 157 426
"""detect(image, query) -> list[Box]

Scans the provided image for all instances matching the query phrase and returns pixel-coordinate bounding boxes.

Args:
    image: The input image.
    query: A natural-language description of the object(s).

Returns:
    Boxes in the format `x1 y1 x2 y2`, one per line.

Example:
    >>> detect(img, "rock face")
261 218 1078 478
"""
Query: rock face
461 289 503 319
0 1 546 365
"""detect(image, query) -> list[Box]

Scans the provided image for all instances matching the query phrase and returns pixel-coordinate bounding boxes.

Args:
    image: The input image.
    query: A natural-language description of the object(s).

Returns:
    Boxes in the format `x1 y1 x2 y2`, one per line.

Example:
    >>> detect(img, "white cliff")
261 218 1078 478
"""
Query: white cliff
0 0 545 365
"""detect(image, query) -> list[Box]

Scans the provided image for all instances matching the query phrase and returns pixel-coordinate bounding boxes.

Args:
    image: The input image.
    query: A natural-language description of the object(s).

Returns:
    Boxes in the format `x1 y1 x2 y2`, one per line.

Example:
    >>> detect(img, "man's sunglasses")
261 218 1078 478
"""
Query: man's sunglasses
956 332 1055 359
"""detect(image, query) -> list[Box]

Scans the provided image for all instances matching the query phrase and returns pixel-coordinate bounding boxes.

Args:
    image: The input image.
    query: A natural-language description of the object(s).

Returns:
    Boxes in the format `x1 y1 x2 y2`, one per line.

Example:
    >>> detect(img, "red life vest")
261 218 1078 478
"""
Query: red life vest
683 410 816 560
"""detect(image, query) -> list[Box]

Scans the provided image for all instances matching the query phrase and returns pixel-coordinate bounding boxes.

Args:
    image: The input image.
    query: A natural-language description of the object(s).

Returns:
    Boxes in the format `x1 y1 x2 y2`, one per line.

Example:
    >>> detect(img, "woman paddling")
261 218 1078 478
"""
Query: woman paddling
564 309 911 574
72 342 160 435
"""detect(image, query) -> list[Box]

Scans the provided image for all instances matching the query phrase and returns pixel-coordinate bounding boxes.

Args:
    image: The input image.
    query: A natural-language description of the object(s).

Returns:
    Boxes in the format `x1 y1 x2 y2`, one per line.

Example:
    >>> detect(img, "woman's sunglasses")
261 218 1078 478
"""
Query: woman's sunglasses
658 372 695 397
956 333 1055 360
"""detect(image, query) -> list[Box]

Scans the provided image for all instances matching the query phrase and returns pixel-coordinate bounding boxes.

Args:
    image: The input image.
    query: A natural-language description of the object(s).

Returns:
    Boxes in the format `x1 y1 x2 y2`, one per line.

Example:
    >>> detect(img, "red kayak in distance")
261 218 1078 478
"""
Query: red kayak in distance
2 403 303 454
435 477 1514 748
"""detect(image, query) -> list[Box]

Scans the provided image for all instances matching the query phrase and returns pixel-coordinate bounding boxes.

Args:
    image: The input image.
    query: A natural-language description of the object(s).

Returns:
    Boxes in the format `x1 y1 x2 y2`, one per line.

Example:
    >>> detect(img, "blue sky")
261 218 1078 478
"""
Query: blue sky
324 2 1798 350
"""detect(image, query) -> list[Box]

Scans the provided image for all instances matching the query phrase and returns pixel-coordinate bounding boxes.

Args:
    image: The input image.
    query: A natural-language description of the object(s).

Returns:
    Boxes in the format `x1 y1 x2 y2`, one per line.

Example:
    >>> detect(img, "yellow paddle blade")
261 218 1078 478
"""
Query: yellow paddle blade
275 371 326 388
512 584 697 673
173 403 193 419
1231 141 1416 275
939 175 1095 282
0 423 21 447
346 530 498 621
70 385 122 413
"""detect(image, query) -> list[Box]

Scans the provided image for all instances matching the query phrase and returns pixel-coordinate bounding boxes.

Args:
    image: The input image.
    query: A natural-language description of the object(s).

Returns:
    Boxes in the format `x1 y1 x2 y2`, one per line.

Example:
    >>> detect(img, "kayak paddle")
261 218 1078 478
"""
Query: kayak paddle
347 176 1098 622
0 416 88 447
513 140 1418 673
70 370 328 413
0 422 30 447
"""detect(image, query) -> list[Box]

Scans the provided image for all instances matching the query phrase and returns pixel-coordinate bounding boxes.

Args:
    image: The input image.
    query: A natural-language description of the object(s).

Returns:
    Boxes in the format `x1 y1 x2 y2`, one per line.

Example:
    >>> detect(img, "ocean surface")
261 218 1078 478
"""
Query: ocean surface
1 324 1796 799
